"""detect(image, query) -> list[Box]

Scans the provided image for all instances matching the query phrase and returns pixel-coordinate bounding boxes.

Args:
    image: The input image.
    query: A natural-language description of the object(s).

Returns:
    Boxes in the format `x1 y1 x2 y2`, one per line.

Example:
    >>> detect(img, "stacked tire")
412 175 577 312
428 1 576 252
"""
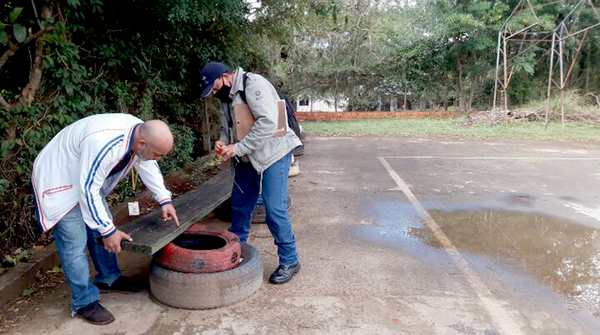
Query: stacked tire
149 224 263 309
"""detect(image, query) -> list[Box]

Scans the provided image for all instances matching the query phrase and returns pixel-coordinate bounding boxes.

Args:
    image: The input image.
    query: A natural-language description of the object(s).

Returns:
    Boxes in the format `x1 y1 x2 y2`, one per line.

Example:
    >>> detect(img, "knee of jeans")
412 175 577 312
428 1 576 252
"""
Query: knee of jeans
60 246 88 268
265 207 288 222
56 232 88 253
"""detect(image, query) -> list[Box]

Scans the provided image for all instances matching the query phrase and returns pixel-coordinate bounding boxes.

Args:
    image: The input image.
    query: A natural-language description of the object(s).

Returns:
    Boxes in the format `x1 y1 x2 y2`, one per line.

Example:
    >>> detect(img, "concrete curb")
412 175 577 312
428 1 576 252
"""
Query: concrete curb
0 243 59 311
296 111 459 121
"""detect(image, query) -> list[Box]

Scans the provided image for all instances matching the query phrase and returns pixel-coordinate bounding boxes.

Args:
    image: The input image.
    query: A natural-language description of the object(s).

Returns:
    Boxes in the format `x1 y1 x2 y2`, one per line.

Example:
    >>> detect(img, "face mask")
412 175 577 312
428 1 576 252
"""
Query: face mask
214 84 232 103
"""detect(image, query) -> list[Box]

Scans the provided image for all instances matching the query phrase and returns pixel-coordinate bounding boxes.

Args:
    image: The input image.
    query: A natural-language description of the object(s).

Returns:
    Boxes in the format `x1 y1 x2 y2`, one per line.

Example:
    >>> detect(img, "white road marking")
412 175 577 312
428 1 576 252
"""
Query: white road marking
384 156 600 160
378 157 524 334
564 203 600 222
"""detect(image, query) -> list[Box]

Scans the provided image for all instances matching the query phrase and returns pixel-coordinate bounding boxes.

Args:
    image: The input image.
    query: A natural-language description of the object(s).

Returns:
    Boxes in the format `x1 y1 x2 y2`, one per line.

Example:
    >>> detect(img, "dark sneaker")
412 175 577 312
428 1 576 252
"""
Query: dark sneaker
74 301 115 325
96 276 141 294
269 262 301 284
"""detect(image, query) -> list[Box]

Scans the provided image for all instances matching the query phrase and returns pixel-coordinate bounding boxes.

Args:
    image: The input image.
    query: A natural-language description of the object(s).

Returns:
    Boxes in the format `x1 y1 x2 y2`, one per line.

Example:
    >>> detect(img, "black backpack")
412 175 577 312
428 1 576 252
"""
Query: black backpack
239 73 303 142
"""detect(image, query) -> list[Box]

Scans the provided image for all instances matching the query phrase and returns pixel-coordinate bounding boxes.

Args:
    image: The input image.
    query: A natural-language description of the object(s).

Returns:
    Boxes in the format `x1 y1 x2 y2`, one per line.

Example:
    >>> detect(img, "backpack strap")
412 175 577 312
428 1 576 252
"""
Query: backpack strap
239 73 249 104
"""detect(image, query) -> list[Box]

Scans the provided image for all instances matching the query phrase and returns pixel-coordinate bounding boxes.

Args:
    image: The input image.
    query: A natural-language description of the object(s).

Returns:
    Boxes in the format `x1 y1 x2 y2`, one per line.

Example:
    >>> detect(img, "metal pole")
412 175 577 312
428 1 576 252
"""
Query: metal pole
493 30 502 110
589 0 600 20
503 31 509 111
546 32 556 126
507 23 540 39
561 22 600 39
559 25 565 126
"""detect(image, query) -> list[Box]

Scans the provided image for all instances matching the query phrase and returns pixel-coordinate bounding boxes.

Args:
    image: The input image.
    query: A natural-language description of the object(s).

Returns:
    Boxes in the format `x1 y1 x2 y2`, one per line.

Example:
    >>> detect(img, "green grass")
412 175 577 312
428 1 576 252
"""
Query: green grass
518 90 600 115
301 117 600 141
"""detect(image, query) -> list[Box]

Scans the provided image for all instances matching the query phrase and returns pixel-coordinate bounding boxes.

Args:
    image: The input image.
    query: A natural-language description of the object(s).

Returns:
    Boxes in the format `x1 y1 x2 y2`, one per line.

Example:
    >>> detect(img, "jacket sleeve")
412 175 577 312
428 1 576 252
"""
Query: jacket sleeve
79 134 122 238
235 77 278 156
135 159 172 206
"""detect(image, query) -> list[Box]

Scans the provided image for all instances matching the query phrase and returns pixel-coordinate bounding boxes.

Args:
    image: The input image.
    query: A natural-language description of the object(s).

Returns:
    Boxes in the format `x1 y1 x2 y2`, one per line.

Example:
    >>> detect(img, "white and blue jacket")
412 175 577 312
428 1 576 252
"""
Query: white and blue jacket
31 114 173 237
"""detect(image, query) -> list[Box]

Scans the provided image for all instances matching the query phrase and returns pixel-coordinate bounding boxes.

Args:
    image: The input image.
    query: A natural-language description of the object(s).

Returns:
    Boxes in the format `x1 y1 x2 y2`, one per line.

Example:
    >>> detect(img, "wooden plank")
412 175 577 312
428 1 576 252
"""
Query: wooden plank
118 168 233 254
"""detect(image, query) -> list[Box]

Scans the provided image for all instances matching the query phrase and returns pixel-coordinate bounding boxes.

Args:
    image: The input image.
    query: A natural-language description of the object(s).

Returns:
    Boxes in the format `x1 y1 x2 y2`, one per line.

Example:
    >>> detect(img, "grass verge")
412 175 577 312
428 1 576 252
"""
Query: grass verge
301 117 600 141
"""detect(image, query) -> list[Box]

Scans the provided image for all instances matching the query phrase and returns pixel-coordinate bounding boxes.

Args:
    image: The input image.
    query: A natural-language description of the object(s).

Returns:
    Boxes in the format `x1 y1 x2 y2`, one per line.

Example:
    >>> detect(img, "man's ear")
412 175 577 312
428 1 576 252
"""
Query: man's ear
138 139 148 149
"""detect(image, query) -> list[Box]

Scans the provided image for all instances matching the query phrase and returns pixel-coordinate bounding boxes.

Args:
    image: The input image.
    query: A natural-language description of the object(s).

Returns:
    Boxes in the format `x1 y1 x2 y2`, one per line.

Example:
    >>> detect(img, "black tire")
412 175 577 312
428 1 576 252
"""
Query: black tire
251 195 292 224
149 244 263 310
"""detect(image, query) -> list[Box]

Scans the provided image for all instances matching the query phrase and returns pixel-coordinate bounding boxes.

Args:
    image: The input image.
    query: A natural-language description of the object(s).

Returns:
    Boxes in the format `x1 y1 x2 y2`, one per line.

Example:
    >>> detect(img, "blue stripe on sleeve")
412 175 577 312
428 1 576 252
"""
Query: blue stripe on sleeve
101 226 117 238
84 135 123 227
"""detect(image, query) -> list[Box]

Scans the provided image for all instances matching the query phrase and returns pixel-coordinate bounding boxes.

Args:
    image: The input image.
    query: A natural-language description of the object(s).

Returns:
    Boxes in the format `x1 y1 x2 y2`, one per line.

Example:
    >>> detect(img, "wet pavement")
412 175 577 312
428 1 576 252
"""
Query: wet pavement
7 135 600 334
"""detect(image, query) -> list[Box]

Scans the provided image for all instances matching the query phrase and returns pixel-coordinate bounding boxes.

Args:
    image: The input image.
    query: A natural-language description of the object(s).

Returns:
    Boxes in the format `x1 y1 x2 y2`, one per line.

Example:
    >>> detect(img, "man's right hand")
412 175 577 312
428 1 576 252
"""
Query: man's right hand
215 140 226 155
103 230 133 253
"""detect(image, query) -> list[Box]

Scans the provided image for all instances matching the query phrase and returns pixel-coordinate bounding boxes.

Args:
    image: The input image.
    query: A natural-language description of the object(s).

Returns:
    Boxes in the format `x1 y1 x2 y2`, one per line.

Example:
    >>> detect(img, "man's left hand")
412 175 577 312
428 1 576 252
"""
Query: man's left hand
161 204 180 226
220 144 238 159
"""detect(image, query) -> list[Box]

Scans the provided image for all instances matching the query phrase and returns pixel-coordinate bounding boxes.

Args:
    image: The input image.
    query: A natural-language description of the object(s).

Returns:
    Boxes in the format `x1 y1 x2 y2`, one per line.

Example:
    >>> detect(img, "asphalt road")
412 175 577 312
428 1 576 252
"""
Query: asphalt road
8 135 600 334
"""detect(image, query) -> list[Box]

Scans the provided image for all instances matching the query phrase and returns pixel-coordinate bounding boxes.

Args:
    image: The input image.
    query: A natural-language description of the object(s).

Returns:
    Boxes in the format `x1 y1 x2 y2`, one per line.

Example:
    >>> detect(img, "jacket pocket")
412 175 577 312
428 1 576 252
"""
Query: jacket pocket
43 185 73 197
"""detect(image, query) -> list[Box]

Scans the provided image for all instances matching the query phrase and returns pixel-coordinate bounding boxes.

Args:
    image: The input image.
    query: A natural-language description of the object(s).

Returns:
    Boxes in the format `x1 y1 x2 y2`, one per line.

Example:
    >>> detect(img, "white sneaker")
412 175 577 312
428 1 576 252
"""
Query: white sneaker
288 161 300 177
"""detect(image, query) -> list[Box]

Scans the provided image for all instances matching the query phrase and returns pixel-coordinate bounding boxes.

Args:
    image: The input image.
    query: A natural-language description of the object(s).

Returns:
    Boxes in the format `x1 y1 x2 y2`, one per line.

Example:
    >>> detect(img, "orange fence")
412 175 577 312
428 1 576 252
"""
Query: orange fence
296 111 459 121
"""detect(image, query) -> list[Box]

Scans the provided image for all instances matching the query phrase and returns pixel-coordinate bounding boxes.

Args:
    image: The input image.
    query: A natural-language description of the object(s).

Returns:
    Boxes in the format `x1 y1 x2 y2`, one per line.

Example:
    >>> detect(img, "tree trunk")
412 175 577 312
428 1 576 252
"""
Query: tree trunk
468 79 477 112
20 39 45 107
334 77 338 112
456 52 465 112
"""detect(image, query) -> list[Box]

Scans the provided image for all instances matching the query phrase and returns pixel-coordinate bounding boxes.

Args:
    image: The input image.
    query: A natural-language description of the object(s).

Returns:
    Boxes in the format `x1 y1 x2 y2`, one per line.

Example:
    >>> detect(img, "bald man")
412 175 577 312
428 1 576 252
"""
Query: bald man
32 114 179 325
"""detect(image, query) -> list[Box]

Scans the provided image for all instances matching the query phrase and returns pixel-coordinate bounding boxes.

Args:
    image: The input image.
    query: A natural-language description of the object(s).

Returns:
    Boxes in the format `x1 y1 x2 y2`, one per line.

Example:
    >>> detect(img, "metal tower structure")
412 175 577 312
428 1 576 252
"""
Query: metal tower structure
493 0 600 124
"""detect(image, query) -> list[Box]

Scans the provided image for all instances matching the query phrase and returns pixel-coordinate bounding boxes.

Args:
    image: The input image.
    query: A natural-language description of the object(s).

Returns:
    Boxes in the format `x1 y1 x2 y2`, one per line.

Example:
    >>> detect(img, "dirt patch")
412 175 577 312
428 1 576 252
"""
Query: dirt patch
463 109 600 127
0 268 65 334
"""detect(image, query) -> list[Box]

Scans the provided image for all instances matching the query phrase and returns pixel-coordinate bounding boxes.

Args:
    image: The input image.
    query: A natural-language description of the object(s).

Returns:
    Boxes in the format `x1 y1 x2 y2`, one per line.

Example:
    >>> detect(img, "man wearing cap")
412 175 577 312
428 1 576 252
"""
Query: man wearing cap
200 62 302 284
32 114 180 324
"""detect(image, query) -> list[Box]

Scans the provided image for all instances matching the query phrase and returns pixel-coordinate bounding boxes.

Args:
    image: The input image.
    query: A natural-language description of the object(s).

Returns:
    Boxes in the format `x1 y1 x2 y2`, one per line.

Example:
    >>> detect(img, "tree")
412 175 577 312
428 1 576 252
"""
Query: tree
0 0 265 255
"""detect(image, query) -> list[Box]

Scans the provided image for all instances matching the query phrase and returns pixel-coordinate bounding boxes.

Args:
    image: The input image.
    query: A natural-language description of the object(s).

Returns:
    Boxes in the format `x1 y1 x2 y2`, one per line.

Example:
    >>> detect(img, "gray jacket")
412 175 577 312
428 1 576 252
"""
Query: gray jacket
218 68 301 173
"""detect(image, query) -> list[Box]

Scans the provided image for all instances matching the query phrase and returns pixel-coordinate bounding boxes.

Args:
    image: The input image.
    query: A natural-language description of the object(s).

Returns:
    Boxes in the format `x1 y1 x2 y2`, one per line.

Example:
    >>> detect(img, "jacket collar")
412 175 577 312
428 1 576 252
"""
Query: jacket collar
124 122 141 152
229 67 246 100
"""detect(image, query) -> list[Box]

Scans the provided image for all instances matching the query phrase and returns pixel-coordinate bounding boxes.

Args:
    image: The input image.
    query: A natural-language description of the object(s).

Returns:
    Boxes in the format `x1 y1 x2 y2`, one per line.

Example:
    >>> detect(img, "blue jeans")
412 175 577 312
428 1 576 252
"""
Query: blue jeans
230 153 299 266
53 202 121 313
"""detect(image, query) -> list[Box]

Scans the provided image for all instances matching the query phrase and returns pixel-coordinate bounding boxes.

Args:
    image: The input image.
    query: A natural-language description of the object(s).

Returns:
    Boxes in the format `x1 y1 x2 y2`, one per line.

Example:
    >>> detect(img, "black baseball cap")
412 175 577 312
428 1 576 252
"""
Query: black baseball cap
199 62 230 99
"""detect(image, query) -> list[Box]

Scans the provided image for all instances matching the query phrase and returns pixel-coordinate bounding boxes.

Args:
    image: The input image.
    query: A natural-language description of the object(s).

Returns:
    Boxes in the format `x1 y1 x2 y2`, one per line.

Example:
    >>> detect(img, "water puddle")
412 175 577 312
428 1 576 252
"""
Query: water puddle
355 201 600 313
353 201 451 265
414 209 600 312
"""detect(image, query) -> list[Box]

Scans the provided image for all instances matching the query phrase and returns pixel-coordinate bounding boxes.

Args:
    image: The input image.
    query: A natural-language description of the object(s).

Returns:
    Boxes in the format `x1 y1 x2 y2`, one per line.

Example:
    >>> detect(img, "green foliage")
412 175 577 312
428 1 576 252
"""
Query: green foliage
0 0 263 255
8 7 22 22
517 90 600 116
159 124 196 173
0 179 9 197
2 248 31 267
21 286 36 297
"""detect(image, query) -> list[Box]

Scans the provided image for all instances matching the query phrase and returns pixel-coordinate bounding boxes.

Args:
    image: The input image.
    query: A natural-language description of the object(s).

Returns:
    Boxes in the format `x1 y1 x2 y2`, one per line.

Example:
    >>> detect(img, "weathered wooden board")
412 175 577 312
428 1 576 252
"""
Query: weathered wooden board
118 168 233 254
